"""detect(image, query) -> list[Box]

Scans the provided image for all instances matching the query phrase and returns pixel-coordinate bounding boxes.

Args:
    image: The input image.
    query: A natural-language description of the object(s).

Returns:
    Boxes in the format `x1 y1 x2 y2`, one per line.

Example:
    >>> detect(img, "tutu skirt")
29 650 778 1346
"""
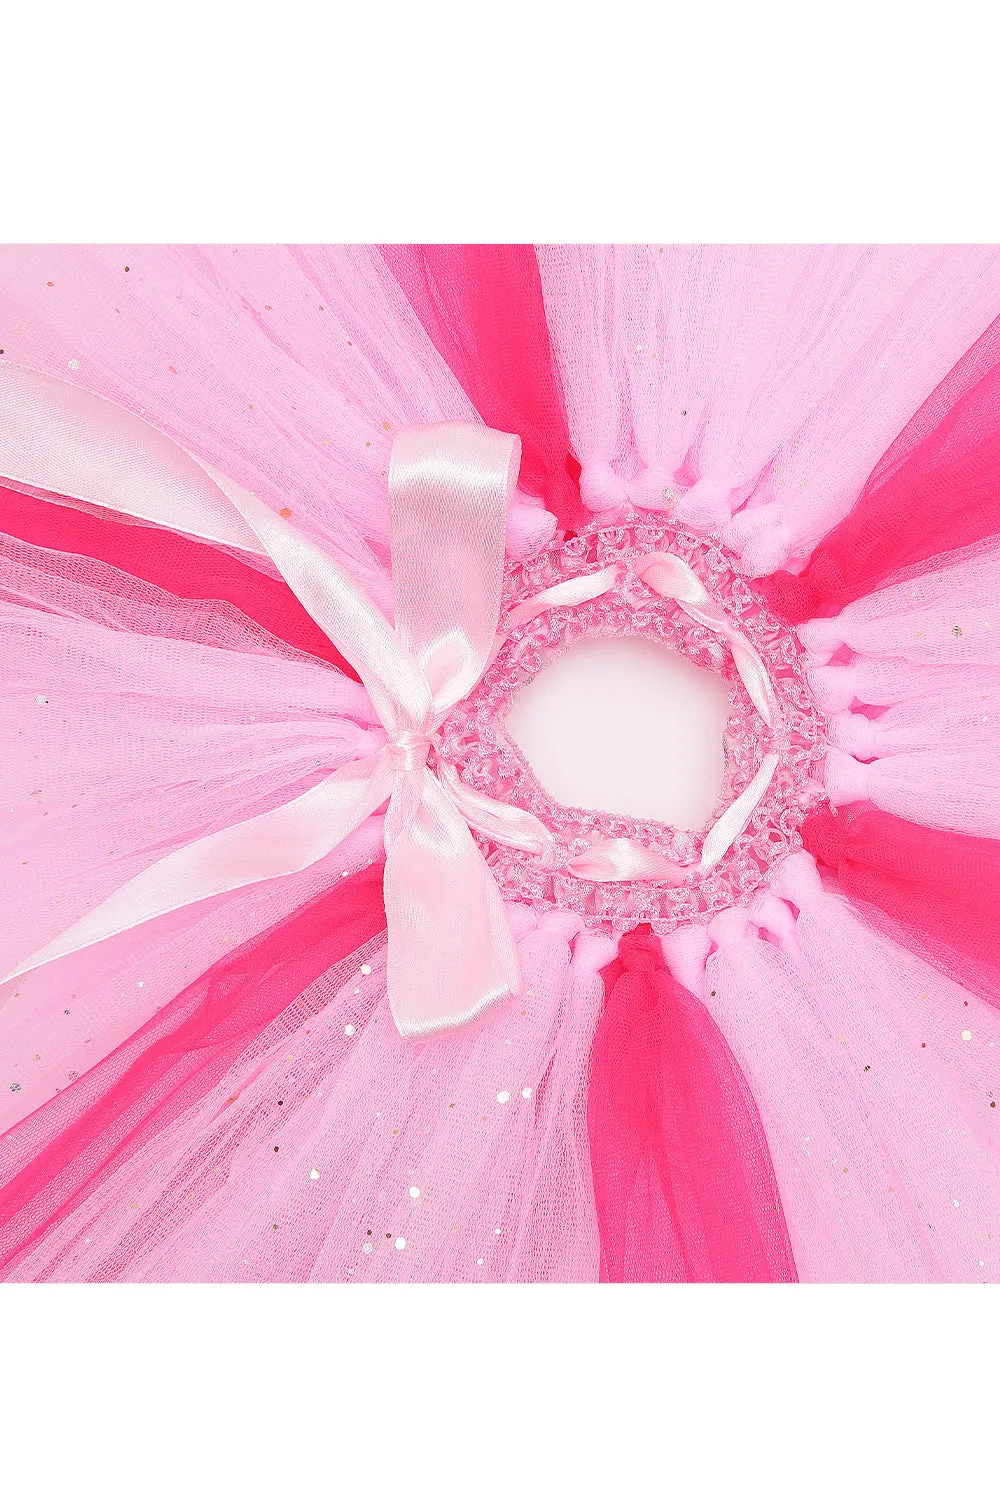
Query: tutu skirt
3 243 1000 1282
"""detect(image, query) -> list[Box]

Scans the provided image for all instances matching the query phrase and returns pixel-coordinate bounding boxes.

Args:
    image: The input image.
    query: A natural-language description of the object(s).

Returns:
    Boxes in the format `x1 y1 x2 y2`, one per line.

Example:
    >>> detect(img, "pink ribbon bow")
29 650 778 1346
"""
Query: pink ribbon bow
5 420 555 1037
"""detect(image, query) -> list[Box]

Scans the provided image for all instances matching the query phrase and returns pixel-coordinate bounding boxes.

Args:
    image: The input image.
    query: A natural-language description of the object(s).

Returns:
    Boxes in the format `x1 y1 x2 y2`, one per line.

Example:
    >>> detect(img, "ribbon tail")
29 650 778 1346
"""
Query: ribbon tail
699 752 780 870
383 769 520 1038
435 759 555 857
4 755 395 984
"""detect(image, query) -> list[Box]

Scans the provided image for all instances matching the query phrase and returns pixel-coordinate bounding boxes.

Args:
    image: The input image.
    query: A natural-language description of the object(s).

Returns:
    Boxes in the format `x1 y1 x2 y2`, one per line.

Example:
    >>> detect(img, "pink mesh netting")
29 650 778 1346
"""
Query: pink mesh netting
0 482 360 675
0 527 381 1130
0 244 483 602
801 536 1000 836
803 807 1000 1011
0 863 387 1273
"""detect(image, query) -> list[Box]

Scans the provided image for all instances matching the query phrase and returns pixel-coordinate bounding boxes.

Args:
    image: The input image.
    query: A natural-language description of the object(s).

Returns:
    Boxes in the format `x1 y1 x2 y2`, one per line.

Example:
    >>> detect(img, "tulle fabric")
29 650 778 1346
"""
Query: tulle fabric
0 528 383 1130
0 245 485 603
0 863 387 1274
800 535 1000 835
535 245 1000 570
1 913 606 1283
586 930 797 1283
798 536 1000 667
823 681 1000 834
380 245 585 535
664 854 1000 1283
767 312 1000 621
0 483 359 674
803 807 1000 1011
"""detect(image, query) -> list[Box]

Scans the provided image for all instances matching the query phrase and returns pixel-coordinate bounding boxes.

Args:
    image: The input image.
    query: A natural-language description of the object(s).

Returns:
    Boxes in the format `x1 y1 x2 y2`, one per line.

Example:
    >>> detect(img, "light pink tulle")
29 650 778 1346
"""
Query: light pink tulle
799 537 1000 666
802 536 1000 836
3 914 607 1283
4 245 1000 1283
0 530 382 1130
0 245 485 603
536 245 1000 570
664 853 1000 1283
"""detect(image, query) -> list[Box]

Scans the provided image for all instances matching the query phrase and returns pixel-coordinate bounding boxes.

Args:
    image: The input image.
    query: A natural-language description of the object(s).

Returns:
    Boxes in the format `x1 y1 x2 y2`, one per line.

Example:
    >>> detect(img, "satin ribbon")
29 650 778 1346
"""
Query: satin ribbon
0 394 554 1037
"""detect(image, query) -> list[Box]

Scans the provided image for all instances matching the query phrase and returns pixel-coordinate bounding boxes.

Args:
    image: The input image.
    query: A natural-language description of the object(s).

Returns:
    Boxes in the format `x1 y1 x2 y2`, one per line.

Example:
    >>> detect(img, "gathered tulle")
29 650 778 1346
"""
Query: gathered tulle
535 245 1000 569
380 244 584 535
4 245 1000 1283
797 535 1000 667
801 532 1000 837
586 929 797 1283
767 313 1000 621
0 529 383 1130
803 806 1000 1009
0 483 359 674
0 863 387 1275
0 244 488 602
664 855 1000 1283
2 913 607 1283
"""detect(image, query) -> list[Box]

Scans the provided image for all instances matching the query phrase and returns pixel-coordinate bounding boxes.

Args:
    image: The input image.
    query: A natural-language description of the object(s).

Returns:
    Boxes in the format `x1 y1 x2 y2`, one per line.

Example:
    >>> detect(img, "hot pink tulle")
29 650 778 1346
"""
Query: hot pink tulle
586 929 796 1283
767 312 1000 621
803 807 1000 1009
380 244 585 534
0 483 360 675
0 863 388 1274
1 914 609 1282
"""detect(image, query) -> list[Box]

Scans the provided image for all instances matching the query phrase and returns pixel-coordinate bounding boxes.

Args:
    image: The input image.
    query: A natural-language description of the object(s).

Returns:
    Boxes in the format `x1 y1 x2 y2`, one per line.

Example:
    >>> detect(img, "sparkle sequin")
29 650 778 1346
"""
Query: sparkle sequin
496 1090 511 1104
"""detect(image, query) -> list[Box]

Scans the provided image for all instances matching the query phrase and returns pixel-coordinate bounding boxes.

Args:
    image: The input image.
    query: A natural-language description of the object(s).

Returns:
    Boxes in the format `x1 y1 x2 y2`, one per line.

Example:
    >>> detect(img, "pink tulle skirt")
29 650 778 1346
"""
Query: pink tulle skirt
3 244 1000 1282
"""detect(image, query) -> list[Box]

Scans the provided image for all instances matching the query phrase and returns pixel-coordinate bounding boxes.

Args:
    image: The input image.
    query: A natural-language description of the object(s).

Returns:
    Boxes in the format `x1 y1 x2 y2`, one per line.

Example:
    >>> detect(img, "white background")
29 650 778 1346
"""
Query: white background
3 1 1000 1495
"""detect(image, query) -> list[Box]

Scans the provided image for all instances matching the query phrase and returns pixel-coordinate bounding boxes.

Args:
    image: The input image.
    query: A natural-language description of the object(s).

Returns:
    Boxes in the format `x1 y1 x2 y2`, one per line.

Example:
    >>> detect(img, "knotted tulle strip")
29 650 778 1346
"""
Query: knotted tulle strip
1 913 607 1283
803 806 1000 1008
0 864 388 1276
767 312 1000 622
586 930 797 1283
380 244 585 534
